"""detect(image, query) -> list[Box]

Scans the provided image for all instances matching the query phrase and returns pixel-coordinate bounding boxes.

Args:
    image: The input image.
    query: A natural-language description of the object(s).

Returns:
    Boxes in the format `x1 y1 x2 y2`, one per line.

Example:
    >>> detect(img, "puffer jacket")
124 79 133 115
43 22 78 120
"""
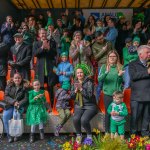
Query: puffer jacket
4 79 30 107
55 88 71 109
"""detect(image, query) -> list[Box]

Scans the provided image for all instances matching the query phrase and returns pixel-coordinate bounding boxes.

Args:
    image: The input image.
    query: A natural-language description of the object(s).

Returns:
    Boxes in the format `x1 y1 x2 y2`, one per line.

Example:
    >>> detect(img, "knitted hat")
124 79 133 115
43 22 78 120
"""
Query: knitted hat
84 35 92 42
117 12 125 19
47 22 54 26
75 63 92 76
61 81 70 90
61 52 68 57
133 36 140 44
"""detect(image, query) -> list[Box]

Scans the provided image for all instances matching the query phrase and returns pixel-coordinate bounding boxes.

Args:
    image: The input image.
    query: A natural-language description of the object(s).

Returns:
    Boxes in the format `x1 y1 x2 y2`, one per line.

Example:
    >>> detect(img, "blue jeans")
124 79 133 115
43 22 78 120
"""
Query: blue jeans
96 67 103 102
3 107 21 136
123 66 130 89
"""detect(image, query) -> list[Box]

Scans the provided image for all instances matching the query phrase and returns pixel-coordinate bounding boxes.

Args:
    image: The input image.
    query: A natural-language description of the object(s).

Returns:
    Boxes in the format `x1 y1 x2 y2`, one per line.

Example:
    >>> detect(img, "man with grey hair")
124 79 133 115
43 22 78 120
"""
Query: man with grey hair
129 45 150 136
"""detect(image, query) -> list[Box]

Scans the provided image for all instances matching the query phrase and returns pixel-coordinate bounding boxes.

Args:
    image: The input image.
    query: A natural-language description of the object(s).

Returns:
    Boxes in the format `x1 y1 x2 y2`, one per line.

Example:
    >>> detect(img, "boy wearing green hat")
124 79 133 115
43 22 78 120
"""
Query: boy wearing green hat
54 81 71 136
56 52 73 85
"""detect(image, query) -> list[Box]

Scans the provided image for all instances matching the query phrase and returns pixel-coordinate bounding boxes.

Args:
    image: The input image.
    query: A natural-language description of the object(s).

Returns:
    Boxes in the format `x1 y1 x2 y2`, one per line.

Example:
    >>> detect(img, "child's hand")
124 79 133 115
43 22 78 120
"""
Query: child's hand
63 72 66 75
118 70 125 76
75 88 78 93
34 96 38 100
38 94 44 98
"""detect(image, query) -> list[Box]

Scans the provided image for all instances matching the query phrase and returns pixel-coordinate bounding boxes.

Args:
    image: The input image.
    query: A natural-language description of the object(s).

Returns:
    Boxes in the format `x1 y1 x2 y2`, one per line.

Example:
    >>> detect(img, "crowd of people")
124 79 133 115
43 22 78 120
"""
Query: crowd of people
0 9 150 144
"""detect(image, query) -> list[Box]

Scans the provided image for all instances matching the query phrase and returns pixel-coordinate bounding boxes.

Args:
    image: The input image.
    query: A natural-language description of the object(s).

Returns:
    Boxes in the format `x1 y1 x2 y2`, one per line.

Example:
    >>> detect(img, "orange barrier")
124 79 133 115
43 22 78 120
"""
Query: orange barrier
44 90 52 113
33 57 37 65
69 57 73 64
123 88 131 114
98 91 105 114
30 69 35 83
6 69 11 81
0 91 4 112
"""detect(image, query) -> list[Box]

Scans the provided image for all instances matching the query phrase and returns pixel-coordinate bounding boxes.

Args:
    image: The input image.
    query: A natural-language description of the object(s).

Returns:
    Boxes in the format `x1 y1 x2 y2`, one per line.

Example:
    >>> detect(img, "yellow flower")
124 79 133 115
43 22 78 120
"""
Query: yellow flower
140 138 144 142
131 134 135 139
138 142 143 147
84 145 87 149
77 147 81 150
93 128 96 132
95 129 100 134
63 142 71 148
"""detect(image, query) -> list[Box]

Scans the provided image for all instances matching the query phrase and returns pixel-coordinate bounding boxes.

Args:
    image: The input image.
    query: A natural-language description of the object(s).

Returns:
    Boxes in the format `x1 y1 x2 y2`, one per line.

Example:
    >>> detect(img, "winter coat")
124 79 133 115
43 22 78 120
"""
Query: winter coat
4 79 30 108
56 61 73 83
71 76 98 110
55 88 71 109
10 42 32 80
69 40 93 68
33 38 58 87
0 42 9 76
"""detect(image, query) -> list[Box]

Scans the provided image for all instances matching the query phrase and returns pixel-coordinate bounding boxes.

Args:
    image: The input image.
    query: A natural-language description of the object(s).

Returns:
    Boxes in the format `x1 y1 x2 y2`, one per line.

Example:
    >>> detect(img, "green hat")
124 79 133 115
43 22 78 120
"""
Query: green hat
47 22 54 26
133 36 140 43
61 52 68 57
117 12 125 19
84 36 92 42
61 81 70 90
75 63 92 76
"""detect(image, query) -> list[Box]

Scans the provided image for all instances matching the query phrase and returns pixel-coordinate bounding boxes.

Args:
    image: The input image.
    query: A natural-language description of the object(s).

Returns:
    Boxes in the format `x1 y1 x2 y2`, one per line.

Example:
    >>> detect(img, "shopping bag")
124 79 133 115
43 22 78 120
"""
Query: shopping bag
9 119 24 137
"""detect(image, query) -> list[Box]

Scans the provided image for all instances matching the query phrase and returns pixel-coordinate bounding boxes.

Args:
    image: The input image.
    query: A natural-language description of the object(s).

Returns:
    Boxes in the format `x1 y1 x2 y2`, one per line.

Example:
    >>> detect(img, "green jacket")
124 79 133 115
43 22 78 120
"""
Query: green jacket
61 36 71 54
92 40 113 66
123 47 138 67
23 31 33 46
98 64 123 96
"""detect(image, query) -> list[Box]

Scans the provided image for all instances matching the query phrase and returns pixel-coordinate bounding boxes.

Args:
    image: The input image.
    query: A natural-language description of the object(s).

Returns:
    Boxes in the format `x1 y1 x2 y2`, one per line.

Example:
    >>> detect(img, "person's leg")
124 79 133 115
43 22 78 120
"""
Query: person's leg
103 94 113 133
81 109 98 137
123 66 130 89
30 125 36 143
73 108 84 135
141 102 150 136
64 109 71 123
110 121 117 139
39 123 44 140
130 101 143 134
3 107 14 135
55 109 66 136
118 123 125 140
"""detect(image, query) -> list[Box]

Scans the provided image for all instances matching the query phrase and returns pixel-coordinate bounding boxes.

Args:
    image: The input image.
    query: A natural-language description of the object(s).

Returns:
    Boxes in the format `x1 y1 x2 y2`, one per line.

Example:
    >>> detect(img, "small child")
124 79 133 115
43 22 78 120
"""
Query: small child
123 37 139 89
60 28 71 55
56 52 73 85
54 81 71 136
95 19 105 33
26 80 48 143
107 91 128 140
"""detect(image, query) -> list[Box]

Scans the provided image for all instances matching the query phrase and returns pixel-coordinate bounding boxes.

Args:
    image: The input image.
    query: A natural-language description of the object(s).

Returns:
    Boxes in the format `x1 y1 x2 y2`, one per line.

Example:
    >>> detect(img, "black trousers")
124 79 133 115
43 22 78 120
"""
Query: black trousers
73 108 98 135
104 94 113 133
130 100 150 136
0 76 6 91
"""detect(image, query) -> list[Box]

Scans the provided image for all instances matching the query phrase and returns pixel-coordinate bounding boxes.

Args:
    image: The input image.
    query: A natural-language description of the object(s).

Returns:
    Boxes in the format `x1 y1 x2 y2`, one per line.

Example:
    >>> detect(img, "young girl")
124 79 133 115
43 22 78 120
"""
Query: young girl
107 91 128 140
26 80 48 143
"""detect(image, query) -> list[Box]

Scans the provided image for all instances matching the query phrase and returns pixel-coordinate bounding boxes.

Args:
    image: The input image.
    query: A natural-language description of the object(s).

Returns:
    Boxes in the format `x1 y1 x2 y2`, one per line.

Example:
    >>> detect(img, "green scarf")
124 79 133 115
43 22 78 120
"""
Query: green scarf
75 91 83 107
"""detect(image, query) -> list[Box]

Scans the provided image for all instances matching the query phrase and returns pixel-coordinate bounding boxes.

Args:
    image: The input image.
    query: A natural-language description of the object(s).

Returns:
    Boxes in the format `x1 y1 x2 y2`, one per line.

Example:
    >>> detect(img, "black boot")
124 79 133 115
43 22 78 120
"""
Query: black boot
14 136 19 142
29 133 34 143
8 135 13 143
39 129 44 140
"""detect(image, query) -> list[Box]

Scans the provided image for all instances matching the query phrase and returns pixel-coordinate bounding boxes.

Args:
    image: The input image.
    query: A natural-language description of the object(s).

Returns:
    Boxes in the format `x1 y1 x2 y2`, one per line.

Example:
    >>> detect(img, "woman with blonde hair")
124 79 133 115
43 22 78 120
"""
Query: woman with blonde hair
98 50 124 133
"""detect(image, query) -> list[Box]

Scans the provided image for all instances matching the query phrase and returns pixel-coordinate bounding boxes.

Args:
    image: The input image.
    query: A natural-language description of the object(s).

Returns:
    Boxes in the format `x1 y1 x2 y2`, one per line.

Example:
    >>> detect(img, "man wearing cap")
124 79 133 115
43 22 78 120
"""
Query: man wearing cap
0 34 9 90
92 31 113 101
33 28 58 106
8 33 32 80
56 52 73 85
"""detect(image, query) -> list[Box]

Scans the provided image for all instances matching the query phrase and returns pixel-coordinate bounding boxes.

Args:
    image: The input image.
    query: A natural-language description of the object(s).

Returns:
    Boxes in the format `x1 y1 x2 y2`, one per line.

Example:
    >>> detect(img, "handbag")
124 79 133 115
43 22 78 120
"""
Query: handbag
9 110 24 137
0 101 11 110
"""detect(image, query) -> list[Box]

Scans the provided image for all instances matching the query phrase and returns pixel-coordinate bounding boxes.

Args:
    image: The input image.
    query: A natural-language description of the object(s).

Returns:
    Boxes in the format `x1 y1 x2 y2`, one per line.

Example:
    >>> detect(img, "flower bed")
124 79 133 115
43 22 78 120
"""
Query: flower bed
62 129 150 150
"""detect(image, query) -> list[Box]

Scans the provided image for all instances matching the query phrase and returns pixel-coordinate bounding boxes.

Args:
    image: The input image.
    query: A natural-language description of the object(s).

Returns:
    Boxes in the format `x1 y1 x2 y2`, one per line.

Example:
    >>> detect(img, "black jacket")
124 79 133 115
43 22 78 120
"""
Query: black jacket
0 42 9 76
10 42 32 80
33 38 58 87
129 59 150 102
5 79 30 107
71 76 98 110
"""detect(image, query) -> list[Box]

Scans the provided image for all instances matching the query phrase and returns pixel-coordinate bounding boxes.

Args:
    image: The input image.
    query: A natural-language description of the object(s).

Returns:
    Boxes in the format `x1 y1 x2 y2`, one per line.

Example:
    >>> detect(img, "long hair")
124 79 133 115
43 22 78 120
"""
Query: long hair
106 50 122 72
